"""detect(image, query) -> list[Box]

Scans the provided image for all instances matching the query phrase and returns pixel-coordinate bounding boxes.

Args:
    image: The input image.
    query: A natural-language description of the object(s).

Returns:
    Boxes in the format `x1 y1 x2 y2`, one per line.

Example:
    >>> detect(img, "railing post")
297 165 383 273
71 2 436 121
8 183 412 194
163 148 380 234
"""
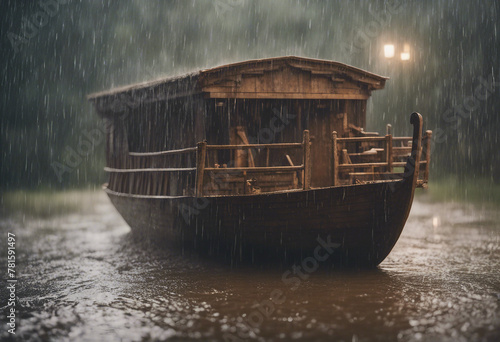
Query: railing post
386 123 392 136
331 131 338 186
303 130 311 190
386 134 393 173
423 130 432 183
195 141 207 197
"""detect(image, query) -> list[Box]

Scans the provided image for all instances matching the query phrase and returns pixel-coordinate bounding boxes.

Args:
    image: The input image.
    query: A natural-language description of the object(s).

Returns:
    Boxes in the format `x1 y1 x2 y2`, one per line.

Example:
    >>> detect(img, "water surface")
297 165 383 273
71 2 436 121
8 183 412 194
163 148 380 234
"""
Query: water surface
1 192 499 341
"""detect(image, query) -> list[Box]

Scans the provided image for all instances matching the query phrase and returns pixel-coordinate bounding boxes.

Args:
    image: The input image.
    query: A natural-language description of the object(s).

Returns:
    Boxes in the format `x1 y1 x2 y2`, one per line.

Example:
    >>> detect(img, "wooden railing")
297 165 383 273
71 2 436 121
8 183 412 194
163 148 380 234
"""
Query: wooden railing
331 130 432 187
105 146 199 196
105 130 312 196
128 146 198 157
104 127 432 196
195 130 311 196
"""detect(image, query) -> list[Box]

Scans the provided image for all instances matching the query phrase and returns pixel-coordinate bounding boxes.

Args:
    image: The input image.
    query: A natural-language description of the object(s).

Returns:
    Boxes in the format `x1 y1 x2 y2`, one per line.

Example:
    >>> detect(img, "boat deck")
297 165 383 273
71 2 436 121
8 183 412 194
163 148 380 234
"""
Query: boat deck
104 128 431 197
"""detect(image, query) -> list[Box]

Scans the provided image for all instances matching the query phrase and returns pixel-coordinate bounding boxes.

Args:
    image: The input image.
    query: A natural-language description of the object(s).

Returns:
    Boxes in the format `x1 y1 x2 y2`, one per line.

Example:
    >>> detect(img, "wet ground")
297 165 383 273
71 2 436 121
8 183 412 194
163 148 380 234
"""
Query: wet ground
0 191 499 341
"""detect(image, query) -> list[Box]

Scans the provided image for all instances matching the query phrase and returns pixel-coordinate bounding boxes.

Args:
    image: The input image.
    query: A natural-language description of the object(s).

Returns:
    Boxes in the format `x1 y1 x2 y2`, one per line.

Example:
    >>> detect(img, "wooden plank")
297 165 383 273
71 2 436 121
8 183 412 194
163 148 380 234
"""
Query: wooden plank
338 136 387 142
129 147 197 156
338 162 388 170
195 141 207 197
104 167 196 173
347 172 398 176
386 124 392 135
342 149 352 164
331 131 338 186
393 147 411 152
203 92 370 100
303 130 311 190
392 137 411 142
234 127 255 167
208 172 297 181
205 171 299 195
386 134 393 172
205 166 303 172
206 143 302 150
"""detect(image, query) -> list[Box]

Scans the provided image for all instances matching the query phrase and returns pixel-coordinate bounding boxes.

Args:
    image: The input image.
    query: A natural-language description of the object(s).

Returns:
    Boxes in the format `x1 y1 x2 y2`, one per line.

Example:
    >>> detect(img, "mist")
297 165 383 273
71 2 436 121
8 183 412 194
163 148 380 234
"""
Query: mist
1 0 499 190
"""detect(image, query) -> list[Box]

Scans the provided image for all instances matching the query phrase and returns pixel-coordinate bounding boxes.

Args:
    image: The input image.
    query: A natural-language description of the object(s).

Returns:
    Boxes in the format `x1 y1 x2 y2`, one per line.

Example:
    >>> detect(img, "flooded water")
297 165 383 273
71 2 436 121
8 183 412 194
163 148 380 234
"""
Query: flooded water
1 191 499 341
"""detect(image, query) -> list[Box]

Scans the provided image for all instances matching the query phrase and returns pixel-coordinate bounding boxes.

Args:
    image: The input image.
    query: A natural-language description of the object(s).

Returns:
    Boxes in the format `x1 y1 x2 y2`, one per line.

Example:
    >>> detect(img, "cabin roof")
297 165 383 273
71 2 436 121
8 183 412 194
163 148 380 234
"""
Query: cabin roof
87 56 388 104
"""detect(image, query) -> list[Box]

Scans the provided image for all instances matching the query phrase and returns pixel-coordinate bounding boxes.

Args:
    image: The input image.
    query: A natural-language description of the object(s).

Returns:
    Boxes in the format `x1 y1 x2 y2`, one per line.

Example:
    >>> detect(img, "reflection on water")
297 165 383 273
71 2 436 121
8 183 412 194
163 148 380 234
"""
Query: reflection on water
0 192 499 341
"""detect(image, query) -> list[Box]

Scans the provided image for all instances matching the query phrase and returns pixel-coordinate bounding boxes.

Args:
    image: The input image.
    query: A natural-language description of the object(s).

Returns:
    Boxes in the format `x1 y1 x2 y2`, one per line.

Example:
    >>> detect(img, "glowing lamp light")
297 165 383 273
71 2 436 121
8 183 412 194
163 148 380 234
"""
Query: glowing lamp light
401 43 411 61
384 44 395 58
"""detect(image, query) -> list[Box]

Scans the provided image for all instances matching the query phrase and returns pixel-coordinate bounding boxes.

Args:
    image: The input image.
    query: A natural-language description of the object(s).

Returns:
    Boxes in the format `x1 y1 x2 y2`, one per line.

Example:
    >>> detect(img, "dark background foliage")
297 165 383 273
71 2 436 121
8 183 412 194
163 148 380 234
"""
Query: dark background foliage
1 0 499 189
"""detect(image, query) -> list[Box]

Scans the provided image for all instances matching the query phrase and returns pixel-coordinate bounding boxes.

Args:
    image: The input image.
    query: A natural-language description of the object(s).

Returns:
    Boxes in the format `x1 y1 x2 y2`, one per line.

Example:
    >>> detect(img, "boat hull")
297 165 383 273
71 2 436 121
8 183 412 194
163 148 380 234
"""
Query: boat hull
106 176 414 267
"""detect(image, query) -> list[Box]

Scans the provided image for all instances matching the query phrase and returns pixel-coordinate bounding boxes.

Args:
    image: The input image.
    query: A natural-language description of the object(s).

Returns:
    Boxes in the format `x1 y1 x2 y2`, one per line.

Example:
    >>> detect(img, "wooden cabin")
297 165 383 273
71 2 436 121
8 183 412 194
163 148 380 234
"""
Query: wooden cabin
88 56 431 197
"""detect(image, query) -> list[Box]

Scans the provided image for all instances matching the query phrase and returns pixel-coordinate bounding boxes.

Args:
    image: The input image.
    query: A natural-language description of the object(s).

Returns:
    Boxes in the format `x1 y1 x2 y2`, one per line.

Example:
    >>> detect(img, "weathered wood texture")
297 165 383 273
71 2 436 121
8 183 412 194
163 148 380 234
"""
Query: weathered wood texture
106 178 409 266
88 56 387 104
331 130 431 187
106 132 310 196
88 57 429 266
103 113 423 267
89 57 389 190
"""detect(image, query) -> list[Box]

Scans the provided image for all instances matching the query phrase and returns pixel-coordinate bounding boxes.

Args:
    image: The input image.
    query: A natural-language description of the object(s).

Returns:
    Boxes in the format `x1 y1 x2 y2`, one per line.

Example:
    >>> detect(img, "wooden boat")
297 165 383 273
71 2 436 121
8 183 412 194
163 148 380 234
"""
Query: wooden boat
88 56 431 267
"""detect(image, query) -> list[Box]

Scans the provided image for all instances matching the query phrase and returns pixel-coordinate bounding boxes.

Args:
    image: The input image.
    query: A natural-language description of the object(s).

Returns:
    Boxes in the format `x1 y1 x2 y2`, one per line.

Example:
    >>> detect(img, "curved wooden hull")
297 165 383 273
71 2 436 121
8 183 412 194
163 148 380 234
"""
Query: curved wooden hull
105 175 416 267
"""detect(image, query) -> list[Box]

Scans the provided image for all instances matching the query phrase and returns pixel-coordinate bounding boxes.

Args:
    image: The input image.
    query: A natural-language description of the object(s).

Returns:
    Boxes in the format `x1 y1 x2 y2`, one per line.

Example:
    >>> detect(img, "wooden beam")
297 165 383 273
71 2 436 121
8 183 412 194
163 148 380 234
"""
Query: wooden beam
129 146 198 156
338 162 388 170
205 166 303 172
204 92 370 100
337 136 388 142
331 131 338 186
386 134 393 173
392 136 412 142
206 143 302 150
303 130 311 190
195 141 207 197
104 167 196 173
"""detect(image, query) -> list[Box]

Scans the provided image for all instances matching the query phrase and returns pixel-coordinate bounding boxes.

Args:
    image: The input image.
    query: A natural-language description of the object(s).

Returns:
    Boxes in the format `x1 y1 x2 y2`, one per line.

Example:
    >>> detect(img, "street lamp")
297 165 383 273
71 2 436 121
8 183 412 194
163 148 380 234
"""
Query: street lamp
400 43 410 61
384 43 411 61
384 44 395 58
